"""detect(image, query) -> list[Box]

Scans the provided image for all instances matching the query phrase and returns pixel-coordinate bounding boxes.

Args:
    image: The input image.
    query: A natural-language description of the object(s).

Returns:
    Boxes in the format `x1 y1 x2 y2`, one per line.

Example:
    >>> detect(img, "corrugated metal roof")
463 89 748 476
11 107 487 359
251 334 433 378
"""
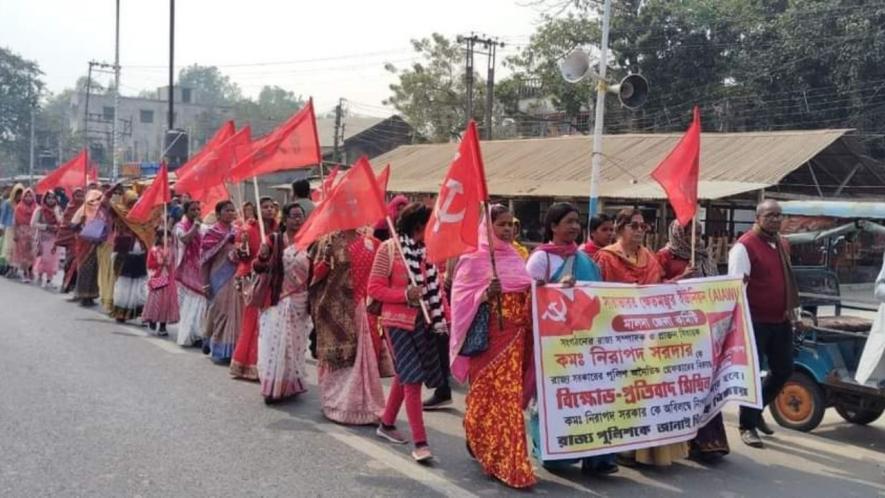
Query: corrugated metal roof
316 116 388 148
371 129 850 200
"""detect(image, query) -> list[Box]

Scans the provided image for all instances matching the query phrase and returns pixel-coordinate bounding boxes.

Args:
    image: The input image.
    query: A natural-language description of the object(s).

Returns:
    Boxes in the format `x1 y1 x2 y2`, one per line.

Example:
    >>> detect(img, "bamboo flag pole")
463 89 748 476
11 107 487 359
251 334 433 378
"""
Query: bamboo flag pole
163 202 168 252
484 202 504 330
385 216 432 324
252 176 266 242
690 215 697 268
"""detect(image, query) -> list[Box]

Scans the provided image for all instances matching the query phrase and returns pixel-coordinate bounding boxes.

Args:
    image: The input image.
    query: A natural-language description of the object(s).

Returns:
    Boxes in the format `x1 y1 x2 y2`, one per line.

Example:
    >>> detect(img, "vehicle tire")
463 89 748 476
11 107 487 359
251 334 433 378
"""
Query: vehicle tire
834 403 884 425
770 371 826 432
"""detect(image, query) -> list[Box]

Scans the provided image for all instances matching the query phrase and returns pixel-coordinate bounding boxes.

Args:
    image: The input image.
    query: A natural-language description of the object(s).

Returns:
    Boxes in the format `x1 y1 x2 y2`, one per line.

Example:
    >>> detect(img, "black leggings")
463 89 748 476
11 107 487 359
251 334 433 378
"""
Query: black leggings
739 321 794 429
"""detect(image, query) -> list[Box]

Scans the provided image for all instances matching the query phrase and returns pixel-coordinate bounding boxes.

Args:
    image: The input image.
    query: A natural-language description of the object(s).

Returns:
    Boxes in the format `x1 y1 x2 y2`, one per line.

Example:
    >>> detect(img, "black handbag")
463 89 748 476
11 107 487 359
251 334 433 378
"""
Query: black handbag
460 302 491 357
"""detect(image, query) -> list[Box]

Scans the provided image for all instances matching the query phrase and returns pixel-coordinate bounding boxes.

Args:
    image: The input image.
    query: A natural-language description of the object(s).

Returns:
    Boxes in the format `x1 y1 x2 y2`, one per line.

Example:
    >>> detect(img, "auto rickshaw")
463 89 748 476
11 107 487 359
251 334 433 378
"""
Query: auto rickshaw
766 201 885 432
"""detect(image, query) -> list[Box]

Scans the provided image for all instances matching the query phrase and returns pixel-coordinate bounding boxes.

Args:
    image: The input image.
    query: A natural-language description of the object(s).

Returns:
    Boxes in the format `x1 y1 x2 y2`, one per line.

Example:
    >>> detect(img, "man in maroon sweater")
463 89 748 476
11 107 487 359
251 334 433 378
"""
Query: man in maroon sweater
728 199 801 448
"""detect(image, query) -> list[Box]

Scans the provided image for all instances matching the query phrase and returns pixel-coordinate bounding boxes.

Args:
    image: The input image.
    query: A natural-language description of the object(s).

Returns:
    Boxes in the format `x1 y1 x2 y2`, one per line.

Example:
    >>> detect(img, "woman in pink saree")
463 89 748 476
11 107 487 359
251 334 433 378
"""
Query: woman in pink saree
449 205 536 488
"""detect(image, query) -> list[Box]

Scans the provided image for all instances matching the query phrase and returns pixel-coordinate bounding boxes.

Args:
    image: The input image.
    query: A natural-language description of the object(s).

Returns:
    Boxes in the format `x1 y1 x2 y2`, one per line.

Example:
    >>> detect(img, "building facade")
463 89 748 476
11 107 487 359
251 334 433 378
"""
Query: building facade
68 86 233 172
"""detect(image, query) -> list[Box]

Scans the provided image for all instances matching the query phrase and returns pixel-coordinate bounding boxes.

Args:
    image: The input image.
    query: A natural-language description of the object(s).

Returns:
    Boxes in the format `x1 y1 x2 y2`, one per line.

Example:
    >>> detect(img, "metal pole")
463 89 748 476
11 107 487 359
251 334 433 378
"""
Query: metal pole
28 76 35 186
112 0 121 181
465 38 474 125
84 62 94 186
168 0 175 130
588 0 612 223
485 43 495 140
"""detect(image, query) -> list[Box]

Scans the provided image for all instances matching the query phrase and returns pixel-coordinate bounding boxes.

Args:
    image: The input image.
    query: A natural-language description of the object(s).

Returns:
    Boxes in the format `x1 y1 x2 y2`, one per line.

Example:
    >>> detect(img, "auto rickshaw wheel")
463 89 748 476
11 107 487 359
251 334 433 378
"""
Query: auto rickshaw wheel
834 403 884 425
771 371 826 432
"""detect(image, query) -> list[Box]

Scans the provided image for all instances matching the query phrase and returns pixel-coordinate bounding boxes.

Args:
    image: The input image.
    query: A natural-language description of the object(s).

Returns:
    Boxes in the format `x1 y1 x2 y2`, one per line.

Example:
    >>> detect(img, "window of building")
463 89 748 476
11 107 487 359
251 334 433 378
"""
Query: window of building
103 106 114 121
181 88 192 104
140 110 154 124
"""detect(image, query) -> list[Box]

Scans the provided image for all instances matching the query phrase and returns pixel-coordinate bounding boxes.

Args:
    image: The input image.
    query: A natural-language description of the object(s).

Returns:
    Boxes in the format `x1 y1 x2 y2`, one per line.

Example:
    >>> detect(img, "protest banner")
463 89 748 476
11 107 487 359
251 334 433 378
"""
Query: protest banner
531 276 761 460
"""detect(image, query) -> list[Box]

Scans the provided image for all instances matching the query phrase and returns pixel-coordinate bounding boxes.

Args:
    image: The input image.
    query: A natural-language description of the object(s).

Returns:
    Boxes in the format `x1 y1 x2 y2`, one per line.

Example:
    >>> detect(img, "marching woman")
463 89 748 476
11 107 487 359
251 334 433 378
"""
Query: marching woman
31 190 63 288
173 201 206 347
657 219 730 460
12 188 38 283
369 203 447 463
201 200 243 364
525 202 618 475
310 229 385 425
450 205 536 488
56 188 85 293
231 197 277 380
71 190 105 307
596 208 690 467
255 203 310 403
142 228 179 336
108 191 152 323
0 185 24 276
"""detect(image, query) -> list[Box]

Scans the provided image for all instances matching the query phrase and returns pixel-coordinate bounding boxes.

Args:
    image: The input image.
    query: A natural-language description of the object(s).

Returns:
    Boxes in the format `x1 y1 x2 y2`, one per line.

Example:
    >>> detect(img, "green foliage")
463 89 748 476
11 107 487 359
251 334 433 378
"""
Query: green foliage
178 64 242 106
502 0 885 148
384 33 493 143
0 47 43 174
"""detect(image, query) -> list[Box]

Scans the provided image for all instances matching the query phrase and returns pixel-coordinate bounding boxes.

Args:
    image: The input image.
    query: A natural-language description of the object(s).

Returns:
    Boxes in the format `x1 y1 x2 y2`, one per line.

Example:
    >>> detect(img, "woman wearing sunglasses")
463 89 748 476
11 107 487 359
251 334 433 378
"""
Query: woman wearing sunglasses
596 208 691 467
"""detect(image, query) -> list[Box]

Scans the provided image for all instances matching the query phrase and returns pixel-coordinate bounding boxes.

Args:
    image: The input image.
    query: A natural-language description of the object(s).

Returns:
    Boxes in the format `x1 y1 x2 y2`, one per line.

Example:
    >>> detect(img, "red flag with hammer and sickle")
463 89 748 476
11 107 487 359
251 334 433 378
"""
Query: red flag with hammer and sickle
424 120 488 264
293 156 386 249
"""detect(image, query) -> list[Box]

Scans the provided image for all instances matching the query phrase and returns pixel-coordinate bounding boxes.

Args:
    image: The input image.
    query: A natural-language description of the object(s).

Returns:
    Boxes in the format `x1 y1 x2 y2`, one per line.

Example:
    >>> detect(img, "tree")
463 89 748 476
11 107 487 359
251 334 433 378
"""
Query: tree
233 86 305 136
384 33 492 143
0 47 43 174
178 64 242 107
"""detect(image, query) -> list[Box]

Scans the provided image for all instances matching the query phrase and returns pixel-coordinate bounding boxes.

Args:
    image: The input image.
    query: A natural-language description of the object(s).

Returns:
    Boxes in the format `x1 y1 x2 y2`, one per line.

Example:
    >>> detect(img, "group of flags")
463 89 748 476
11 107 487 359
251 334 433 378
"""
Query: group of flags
34 99 704 262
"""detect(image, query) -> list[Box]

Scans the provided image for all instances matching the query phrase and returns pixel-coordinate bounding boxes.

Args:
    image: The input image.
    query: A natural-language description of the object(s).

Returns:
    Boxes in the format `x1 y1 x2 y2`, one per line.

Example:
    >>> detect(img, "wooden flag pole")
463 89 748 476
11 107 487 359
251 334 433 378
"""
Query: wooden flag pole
690 215 697 268
386 216 432 324
163 202 168 252
252 176 266 242
484 202 504 330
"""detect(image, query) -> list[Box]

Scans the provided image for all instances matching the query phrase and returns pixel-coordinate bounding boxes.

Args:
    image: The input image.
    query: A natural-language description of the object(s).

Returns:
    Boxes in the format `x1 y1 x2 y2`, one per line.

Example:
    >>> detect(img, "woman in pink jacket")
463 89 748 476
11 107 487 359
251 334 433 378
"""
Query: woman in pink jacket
368 203 447 463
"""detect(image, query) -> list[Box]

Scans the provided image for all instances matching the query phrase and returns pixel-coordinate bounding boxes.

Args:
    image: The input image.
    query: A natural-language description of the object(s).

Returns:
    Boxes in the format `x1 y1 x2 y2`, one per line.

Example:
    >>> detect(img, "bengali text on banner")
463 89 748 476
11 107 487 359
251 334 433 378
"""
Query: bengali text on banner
531 276 762 460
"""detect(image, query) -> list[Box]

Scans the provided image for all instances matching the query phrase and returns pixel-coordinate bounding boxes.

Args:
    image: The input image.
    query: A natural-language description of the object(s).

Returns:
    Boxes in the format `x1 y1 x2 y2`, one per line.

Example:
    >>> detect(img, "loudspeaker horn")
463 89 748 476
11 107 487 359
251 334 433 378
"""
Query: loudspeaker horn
607 74 649 109
559 47 598 83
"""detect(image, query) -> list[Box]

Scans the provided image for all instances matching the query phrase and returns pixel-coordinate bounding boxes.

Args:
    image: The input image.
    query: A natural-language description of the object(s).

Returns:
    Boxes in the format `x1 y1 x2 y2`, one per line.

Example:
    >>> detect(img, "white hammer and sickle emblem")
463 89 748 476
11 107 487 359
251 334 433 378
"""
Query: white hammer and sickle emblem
433 178 466 233
542 298 567 322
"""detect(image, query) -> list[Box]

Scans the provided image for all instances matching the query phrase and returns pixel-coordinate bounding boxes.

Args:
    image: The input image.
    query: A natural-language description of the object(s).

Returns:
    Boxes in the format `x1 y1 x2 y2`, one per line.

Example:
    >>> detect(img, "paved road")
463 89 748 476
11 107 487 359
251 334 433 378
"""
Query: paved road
1 278 883 497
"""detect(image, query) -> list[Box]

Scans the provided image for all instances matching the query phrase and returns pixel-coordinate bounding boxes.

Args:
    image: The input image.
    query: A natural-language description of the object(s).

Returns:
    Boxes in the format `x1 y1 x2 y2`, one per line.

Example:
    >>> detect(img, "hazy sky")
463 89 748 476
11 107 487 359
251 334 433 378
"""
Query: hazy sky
1 0 547 116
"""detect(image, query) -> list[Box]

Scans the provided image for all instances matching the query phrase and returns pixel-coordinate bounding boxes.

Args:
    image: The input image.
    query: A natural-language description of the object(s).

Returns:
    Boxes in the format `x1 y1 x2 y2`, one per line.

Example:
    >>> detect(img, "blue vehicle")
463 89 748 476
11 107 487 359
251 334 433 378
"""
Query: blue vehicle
767 202 885 432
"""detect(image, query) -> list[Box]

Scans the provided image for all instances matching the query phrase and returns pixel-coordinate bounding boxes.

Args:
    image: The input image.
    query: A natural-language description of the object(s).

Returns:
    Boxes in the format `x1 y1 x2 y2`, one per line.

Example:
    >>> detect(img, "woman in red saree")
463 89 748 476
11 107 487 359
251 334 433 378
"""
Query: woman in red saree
231 197 277 380
596 208 691 467
56 188 85 294
449 205 536 488
657 220 730 460
12 188 37 282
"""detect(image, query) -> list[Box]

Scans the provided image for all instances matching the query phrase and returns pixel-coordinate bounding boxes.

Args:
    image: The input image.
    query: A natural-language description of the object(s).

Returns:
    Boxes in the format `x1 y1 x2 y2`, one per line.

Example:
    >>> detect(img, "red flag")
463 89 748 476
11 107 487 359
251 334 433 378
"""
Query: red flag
294 156 386 249
311 167 339 202
651 106 701 226
176 121 235 179
376 164 391 195
175 126 251 195
227 99 321 182
196 184 230 218
424 120 488 264
35 150 94 194
128 162 171 223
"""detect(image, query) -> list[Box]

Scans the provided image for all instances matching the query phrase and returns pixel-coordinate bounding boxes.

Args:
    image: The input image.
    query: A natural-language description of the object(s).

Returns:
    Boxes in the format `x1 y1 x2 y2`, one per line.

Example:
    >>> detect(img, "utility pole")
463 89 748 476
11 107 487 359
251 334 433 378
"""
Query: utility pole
168 0 175 130
112 0 121 180
458 34 504 139
83 61 94 178
457 35 475 127
587 0 612 219
332 98 344 165
28 75 35 186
